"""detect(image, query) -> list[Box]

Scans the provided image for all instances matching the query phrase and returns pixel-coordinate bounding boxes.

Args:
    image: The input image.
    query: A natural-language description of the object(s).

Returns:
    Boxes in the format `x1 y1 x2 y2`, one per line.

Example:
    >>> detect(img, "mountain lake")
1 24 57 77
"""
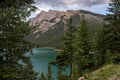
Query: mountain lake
25 48 69 80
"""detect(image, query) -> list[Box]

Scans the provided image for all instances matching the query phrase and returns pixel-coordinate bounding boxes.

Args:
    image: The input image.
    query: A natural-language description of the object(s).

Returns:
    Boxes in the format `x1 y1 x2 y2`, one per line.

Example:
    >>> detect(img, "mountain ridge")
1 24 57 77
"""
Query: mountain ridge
29 9 104 32
25 9 105 48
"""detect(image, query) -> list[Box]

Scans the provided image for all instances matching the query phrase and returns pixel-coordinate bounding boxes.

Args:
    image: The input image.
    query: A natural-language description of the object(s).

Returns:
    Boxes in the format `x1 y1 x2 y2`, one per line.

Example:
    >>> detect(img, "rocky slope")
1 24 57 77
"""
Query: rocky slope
25 9 104 48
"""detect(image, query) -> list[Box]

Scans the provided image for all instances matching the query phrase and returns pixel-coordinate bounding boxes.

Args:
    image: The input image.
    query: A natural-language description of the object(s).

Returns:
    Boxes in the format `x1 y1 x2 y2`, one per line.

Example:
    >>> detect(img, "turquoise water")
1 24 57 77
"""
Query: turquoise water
25 48 69 79
25 48 58 79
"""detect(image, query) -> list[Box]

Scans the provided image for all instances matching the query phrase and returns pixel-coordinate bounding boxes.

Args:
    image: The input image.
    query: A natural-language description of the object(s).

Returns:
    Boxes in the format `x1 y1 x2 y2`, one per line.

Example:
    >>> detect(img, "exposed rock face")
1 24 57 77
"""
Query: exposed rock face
25 9 104 48
29 10 80 33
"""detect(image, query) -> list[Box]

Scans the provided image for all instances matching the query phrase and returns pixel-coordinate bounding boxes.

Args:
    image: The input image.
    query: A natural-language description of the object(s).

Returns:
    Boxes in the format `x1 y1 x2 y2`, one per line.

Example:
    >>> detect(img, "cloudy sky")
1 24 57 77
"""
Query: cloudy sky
30 0 109 18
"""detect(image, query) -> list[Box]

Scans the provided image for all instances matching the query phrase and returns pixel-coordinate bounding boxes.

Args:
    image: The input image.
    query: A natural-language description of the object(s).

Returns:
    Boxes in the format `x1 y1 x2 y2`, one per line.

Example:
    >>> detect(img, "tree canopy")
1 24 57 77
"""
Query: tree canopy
0 0 38 79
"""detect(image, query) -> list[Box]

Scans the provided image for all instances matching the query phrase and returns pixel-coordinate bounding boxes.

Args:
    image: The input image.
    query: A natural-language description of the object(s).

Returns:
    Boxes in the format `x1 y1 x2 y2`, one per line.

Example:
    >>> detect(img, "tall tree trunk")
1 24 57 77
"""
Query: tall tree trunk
70 63 72 80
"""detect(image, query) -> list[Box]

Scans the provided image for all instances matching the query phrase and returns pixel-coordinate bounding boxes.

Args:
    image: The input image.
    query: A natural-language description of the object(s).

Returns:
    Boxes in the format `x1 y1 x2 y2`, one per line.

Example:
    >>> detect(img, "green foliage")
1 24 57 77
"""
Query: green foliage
0 0 37 79
96 0 120 65
39 72 47 80
62 17 76 65
75 15 90 54
57 67 62 80
103 0 120 53
86 64 120 80
0 62 38 80
56 51 70 80
111 53 120 64
25 12 103 48
25 21 65 48
73 15 97 77
56 51 69 67
55 17 76 80
63 17 76 80
55 15 101 79
48 63 52 80
72 65 80 80
95 23 106 65
57 67 69 80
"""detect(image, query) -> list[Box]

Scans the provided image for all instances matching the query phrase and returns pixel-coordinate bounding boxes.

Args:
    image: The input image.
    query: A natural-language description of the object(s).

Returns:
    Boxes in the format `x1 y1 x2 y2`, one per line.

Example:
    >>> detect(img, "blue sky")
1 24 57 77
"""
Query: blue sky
88 4 109 14
30 0 109 18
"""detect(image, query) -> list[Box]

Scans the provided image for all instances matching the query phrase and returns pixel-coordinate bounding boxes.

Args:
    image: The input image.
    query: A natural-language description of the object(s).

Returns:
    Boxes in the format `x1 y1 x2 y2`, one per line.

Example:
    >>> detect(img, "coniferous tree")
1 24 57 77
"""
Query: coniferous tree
56 51 69 80
97 0 120 64
48 63 52 80
0 0 37 79
57 67 63 80
56 17 75 80
72 65 79 80
40 72 47 80
104 0 120 53
57 66 69 80
62 17 76 80
74 15 96 77
95 25 105 65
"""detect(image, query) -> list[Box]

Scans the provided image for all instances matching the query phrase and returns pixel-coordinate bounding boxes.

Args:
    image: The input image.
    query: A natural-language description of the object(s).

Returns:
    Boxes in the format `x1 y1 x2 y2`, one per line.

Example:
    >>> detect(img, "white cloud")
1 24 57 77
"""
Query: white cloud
35 0 109 10
29 0 109 18
36 3 54 11
62 0 78 4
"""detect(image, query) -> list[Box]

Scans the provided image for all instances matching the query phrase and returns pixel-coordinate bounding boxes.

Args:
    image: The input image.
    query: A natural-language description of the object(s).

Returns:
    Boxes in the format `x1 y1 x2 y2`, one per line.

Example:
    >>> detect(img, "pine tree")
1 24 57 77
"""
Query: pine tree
97 0 120 64
95 25 105 65
104 0 120 53
40 72 47 80
0 0 37 79
57 66 69 80
75 15 90 54
56 17 75 80
57 67 63 80
74 15 95 76
62 17 76 80
48 63 52 80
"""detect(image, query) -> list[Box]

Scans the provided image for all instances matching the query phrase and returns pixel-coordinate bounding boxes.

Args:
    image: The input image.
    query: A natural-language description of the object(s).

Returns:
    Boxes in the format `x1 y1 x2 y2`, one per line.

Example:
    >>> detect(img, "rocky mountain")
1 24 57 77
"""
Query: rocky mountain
25 9 105 48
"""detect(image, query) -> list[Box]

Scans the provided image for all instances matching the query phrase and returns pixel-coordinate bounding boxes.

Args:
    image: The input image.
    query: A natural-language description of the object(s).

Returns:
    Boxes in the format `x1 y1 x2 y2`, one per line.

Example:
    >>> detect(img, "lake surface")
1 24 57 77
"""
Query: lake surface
25 48 61 79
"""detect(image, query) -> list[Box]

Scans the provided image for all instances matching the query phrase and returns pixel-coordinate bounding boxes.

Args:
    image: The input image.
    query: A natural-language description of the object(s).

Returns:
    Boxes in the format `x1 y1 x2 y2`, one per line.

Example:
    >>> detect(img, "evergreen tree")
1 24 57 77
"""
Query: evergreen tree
95 25 105 65
57 66 63 80
56 17 75 80
40 72 47 80
0 0 37 79
61 17 76 80
74 15 96 77
72 65 79 80
57 66 69 80
48 63 52 80
75 15 90 54
56 52 69 80
97 0 120 64
104 0 120 53
56 51 69 67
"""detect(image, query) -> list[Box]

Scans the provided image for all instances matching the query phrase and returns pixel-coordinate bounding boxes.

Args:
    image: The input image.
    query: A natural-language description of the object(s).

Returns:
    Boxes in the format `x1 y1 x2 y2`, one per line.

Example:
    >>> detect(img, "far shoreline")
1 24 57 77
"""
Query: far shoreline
32 47 64 52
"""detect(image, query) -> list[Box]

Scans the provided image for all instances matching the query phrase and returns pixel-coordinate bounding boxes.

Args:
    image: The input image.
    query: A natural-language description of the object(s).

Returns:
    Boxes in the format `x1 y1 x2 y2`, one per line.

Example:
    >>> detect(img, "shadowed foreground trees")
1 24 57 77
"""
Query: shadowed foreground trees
56 16 93 80
56 17 76 80
96 0 120 64
0 0 38 79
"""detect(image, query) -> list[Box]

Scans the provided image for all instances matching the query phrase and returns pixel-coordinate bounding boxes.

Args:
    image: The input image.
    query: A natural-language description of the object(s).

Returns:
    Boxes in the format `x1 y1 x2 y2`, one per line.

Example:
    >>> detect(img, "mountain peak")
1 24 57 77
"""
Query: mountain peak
26 9 104 47
29 9 104 33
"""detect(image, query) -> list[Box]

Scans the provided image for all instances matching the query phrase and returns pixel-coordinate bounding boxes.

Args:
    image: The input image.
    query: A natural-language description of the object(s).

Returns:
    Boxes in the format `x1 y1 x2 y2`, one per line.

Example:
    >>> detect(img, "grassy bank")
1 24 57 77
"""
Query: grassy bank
85 64 120 80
